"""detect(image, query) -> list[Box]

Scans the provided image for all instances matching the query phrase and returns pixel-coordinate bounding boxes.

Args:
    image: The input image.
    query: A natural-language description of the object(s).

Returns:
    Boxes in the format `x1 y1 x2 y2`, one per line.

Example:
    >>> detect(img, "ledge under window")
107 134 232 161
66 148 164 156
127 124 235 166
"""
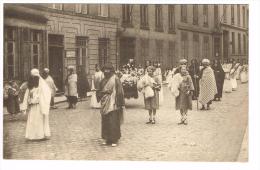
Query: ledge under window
122 22 133 28
168 29 176 34
140 24 150 30
155 27 164 32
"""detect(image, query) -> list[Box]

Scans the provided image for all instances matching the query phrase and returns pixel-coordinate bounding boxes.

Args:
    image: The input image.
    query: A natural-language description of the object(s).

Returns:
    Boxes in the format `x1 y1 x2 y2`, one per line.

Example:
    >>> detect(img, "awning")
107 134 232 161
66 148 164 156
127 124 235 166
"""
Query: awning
4 5 48 24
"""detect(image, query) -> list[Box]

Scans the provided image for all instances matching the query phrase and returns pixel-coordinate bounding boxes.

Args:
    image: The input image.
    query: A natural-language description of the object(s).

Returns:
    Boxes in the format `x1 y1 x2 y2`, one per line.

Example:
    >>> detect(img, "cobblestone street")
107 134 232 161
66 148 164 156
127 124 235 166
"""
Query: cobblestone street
3 83 248 161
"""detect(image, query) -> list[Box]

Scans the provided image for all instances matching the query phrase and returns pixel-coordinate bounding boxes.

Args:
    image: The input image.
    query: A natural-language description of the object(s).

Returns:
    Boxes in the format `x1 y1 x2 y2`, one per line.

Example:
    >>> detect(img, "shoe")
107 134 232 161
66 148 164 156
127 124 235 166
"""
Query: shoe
178 122 184 125
200 107 206 110
111 143 117 147
146 119 152 124
102 140 107 145
152 119 156 124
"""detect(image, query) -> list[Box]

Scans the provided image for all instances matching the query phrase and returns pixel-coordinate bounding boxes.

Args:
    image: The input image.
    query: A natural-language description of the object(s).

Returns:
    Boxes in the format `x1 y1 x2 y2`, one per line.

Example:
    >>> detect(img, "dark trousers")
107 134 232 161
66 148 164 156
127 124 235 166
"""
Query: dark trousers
67 96 78 106
50 97 54 106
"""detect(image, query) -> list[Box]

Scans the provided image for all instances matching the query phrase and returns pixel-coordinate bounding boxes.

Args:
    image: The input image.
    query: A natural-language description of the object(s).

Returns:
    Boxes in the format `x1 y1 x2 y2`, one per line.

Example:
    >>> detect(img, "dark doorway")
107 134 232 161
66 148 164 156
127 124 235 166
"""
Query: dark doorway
48 34 64 92
120 37 135 66
214 36 221 59
223 30 229 60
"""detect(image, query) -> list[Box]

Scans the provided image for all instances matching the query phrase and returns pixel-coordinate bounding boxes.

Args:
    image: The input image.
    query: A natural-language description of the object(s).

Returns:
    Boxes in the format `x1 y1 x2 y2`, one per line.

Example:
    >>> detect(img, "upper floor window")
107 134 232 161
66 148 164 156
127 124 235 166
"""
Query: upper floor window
52 4 63 10
214 5 219 27
231 5 235 25
98 4 109 17
243 6 246 28
193 5 198 25
122 5 132 26
232 32 235 54
237 5 241 27
223 5 227 23
203 5 208 27
140 5 149 29
168 5 175 32
155 5 163 31
181 5 187 23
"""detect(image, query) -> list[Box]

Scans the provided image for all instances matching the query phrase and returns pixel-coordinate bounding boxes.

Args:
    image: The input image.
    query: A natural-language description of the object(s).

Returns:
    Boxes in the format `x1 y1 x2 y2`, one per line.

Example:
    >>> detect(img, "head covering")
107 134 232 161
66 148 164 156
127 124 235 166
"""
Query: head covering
43 68 50 73
102 62 115 73
31 68 40 77
202 59 210 65
146 66 155 72
68 65 75 70
179 59 188 65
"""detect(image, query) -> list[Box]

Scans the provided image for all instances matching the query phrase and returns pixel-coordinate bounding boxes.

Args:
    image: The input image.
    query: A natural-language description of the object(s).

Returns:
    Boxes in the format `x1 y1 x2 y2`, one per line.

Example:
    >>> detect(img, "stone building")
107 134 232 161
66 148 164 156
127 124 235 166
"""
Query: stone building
4 4 118 91
3 4 249 91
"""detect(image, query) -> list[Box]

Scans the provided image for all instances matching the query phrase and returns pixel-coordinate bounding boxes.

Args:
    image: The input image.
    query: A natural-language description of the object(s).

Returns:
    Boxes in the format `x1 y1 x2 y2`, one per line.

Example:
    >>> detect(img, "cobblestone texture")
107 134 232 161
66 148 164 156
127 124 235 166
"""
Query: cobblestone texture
3 83 248 161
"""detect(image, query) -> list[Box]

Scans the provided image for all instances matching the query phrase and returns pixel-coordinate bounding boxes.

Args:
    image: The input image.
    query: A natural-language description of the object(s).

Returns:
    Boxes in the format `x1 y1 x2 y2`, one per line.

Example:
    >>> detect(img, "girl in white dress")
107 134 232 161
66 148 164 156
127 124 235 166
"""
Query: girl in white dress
222 60 233 93
90 65 104 108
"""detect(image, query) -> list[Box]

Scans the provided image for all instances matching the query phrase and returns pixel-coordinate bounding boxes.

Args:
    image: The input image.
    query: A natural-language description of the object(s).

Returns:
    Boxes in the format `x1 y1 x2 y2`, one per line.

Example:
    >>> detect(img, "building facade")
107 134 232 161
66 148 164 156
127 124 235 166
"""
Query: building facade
3 4 249 91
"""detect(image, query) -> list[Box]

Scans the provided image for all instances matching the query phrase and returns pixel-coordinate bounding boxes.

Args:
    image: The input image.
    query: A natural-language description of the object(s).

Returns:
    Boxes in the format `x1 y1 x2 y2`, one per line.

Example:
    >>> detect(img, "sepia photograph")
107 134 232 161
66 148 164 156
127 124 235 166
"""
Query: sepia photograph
1 1 256 168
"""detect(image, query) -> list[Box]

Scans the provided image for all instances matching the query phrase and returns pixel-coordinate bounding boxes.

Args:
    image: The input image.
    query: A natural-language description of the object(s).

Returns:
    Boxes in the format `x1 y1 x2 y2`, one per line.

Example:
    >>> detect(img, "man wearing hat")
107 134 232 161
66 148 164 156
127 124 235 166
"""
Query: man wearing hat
65 66 78 109
174 59 188 75
42 68 58 109
198 59 218 110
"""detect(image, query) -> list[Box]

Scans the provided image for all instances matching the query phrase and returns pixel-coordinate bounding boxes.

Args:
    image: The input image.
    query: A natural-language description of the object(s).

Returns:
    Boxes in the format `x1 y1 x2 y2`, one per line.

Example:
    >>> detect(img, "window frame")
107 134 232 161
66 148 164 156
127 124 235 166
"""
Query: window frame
193 5 199 25
168 5 175 33
181 5 188 23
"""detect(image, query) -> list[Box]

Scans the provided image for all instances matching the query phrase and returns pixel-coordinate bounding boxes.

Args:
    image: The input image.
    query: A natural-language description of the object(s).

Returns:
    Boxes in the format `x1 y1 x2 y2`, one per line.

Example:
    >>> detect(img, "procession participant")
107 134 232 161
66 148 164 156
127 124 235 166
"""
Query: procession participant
174 59 188 75
140 66 161 124
230 59 240 91
91 64 104 108
222 59 233 93
235 60 242 80
42 68 58 109
6 80 20 117
137 64 144 77
175 66 194 125
211 60 225 101
188 59 200 100
20 69 51 140
77 66 90 100
65 66 78 109
198 59 217 110
240 59 248 83
96 62 125 147
154 62 163 105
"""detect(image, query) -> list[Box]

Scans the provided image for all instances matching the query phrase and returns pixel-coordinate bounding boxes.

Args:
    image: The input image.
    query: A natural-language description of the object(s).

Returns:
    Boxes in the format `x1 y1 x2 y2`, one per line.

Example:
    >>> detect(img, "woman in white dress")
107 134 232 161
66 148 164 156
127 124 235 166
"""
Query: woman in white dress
240 59 248 83
21 69 51 140
154 63 163 106
91 64 104 108
222 59 233 93
230 60 240 91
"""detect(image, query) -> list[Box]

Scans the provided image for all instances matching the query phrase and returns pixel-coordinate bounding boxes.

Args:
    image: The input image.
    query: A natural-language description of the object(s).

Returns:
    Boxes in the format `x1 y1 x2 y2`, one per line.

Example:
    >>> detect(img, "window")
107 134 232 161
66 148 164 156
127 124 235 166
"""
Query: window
214 5 219 27
75 4 82 13
98 4 109 17
247 9 249 28
31 30 40 68
203 5 208 26
223 5 227 23
98 38 109 66
181 5 187 23
243 34 247 54
76 37 88 67
82 4 89 14
52 4 63 10
156 40 163 63
140 39 149 63
237 5 241 27
181 32 188 59
232 32 235 54
203 36 209 58
238 33 241 54
122 5 132 26
231 5 235 25
193 5 198 25
168 41 176 67
193 33 200 58
140 5 149 29
155 5 163 31
168 5 175 32
243 6 246 28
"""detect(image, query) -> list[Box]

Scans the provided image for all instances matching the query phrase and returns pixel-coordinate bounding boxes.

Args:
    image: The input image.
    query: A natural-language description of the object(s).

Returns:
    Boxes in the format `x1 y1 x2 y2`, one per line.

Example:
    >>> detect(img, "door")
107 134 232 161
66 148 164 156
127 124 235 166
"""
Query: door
214 36 221 59
120 37 135 66
223 30 229 60
49 46 63 92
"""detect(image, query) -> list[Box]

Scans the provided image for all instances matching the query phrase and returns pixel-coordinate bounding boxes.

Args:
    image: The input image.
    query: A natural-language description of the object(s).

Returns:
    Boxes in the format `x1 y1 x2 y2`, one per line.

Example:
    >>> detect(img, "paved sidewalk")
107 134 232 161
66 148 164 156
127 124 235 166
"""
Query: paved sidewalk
236 127 248 162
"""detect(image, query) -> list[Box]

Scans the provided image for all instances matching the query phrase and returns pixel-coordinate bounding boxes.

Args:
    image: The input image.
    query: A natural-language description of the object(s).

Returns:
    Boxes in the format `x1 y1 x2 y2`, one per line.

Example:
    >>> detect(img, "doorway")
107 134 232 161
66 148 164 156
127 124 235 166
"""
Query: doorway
223 30 229 60
120 37 136 66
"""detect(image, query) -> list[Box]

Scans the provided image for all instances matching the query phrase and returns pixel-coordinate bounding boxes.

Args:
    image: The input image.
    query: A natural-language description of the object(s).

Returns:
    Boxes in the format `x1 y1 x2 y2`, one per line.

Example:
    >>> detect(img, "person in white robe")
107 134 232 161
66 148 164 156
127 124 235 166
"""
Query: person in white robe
21 69 51 140
222 60 233 93
91 64 104 108
230 62 240 91
154 63 163 105
240 60 248 83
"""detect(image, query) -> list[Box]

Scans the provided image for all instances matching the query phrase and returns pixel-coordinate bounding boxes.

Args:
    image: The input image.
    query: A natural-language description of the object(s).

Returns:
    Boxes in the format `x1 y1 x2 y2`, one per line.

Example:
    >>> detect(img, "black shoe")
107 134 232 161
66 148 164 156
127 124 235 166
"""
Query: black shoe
146 119 152 124
151 119 156 124
200 107 206 110
178 122 184 125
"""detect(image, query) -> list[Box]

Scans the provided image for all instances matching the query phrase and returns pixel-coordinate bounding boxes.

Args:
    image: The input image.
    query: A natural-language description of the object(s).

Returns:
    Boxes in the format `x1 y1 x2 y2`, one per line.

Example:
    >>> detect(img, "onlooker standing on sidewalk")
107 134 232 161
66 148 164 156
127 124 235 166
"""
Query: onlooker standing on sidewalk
175 66 194 125
42 68 58 109
65 66 78 109
198 59 217 110
96 62 125 147
188 59 200 100
211 59 225 101
20 69 51 141
77 66 90 100
7 80 20 118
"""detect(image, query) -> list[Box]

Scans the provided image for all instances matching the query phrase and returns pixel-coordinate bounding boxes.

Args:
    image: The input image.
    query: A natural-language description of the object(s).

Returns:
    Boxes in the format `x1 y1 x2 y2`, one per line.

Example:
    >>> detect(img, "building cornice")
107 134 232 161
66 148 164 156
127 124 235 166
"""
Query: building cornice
220 23 248 32
177 24 213 35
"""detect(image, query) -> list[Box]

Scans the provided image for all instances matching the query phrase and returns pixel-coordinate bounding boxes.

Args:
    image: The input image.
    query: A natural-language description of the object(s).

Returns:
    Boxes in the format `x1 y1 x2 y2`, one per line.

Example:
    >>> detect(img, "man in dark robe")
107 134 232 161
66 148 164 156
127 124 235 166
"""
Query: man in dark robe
188 59 200 100
211 59 225 101
77 66 90 100
96 62 125 147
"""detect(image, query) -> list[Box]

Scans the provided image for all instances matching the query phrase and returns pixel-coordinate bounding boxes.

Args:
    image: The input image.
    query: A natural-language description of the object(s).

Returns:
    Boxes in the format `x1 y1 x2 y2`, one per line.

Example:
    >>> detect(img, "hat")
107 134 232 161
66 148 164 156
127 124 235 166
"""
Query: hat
179 59 188 64
43 68 50 73
202 59 210 64
102 62 115 72
31 68 40 77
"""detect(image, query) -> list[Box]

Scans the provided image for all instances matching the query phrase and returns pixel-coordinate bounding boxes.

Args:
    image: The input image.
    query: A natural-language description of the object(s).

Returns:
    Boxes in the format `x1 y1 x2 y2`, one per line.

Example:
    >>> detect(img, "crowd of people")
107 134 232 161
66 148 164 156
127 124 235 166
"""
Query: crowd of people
3 57 248 147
